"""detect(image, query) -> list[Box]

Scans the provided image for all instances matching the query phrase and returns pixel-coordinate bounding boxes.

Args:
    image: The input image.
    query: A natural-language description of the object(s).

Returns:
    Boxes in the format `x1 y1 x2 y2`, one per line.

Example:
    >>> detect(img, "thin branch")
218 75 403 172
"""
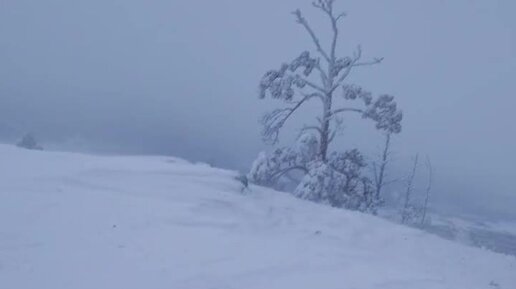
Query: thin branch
261 94 315 144
295 74 326 93
292 9 331 63
312 0 346 76
328 3 340 62
330 46 383 92
335 12 346 21
303 91 325 102
327 129 337 144
271 165 309 182
301 125 323 136
353 58 384 67
329 107 364 117
314 60 328 87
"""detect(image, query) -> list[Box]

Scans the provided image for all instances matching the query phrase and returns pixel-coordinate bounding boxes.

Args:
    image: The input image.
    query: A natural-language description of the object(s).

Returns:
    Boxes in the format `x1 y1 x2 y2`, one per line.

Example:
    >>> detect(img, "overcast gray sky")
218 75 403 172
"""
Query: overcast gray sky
1 0 515 220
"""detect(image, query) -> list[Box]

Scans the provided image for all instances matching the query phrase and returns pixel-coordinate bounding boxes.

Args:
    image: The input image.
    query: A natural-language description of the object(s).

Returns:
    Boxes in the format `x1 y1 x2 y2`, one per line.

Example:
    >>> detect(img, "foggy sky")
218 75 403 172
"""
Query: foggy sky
1 0 515 220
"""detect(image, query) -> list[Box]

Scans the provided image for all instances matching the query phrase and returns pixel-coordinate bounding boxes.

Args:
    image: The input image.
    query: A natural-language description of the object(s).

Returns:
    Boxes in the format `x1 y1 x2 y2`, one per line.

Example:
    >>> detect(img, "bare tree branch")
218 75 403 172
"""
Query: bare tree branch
314 60 329 87
353 58 384 67
335 12 346 21
421 155 433 226
329 107 364 117
383 178 401 186
292 9 331 63
328 2 340 63
301 125 323 136
330 46 383 92
271 165 309 182
402 154 419 224
295 74 326 93
373 133 391 201
312 0 347 72
327 129 337 144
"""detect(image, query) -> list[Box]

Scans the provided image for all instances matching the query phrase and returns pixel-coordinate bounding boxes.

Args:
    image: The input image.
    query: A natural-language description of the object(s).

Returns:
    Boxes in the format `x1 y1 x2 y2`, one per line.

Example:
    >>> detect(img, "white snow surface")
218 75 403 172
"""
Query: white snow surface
0 145 514 289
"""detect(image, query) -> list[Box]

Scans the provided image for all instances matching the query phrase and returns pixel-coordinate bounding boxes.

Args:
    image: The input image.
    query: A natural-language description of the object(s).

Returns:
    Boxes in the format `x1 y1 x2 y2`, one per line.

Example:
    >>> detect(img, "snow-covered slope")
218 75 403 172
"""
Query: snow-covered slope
0 145 514 289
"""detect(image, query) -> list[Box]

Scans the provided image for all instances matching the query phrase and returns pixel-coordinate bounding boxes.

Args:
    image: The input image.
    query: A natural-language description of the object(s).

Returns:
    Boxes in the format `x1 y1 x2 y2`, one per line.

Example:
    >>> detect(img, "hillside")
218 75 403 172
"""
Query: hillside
0 145 514 289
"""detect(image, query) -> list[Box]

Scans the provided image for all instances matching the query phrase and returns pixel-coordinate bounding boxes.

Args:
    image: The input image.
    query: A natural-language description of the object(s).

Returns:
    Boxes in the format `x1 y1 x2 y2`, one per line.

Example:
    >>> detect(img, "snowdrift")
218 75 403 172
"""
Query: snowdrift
0 145 514 289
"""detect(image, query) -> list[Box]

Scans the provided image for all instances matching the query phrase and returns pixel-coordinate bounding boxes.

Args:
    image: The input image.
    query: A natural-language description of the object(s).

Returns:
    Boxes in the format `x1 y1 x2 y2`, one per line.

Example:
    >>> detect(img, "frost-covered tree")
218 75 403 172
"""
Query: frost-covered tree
259 1 401 158
251 0 402 211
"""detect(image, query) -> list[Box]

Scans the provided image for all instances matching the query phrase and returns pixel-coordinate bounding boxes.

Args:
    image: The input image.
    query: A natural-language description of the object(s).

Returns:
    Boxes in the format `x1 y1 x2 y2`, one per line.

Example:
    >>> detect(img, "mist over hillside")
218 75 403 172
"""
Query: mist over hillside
1 0 515 222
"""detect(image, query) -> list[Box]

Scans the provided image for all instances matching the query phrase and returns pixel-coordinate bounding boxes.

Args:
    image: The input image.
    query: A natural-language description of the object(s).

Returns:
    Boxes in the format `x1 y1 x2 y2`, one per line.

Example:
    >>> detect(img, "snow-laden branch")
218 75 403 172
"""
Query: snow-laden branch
260 52 327 101
270 166 309 181
364 94 403 134
295 74 326 94
249 135 319 187
261 94 317 144
312 0 345 62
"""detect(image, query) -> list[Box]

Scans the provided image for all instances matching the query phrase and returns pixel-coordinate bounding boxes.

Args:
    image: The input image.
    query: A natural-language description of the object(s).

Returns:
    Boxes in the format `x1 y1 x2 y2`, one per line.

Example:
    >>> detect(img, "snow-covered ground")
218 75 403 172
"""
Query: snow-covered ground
0 145 514 289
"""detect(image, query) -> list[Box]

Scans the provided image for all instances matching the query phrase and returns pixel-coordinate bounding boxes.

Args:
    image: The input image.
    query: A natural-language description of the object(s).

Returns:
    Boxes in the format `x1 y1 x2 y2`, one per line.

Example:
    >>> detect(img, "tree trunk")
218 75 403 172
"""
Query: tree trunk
375 133 391 200
402 154 419 224
319 94 332 161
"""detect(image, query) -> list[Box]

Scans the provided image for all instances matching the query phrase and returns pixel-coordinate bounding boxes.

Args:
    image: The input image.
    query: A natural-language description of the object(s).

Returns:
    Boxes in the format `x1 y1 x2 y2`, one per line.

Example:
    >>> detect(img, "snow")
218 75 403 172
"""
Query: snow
489 221 516 236
0 144 514 289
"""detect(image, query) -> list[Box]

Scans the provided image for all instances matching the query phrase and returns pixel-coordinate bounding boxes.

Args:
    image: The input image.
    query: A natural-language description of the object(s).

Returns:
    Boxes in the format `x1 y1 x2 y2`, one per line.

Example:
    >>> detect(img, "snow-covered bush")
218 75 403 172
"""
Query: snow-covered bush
248 132 318 188
250 142 378 211
16 133 43 150
294 160 338 205
328 150 373 210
